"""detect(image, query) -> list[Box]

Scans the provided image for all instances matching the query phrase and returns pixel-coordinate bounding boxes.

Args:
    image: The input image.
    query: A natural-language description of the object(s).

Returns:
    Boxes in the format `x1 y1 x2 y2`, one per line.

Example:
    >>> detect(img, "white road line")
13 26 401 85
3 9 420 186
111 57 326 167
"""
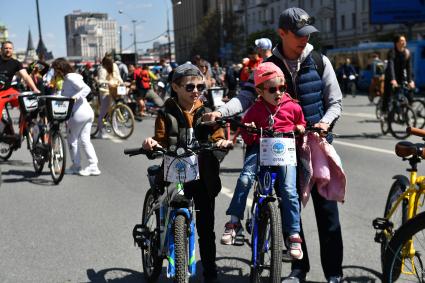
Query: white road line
333 140 394 155
342 112 376 118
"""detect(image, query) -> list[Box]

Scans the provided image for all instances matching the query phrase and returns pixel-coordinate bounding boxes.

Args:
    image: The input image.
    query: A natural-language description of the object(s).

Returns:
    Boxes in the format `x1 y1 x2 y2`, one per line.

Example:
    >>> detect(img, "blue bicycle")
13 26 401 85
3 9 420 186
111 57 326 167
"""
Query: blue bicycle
125 144 219 283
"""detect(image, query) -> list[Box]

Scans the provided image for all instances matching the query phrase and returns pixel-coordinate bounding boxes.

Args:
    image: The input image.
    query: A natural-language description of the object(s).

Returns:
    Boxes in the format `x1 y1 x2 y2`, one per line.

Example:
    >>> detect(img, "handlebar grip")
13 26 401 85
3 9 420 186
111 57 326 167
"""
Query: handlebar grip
124 147 145 156
407 127 425 138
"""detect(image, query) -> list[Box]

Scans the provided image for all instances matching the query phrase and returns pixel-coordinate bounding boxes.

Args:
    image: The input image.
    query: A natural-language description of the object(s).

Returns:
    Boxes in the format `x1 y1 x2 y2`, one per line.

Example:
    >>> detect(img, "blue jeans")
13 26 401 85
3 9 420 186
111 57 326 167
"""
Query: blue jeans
226 145 300 234
272 165 300 235
226 144 258 219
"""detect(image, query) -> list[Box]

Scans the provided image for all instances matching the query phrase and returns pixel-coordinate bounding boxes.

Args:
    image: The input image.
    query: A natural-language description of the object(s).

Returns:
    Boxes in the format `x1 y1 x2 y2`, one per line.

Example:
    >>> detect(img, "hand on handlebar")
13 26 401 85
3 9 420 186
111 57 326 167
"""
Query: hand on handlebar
215 139 233 149
202 111 222 122
313 122 330 133
142 137 162 151
295 124 305 134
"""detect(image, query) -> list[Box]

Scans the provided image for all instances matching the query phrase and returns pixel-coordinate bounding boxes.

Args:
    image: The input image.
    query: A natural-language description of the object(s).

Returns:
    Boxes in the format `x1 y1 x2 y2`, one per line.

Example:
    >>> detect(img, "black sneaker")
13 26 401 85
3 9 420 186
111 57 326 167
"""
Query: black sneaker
281 269 307 283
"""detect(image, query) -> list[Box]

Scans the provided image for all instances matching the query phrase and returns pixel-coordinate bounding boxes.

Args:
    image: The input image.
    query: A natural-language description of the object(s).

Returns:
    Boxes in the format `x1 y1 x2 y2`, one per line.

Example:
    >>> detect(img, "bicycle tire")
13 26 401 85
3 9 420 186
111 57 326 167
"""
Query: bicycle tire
141 188 162 282
380 117 390 136
383 211 425 282
376 98 384 120
0 123 14 161
250 201 282 283
111 104 135 139
389 106 416 139
49 131 66 184
32 128 45 174
174 214 189 283
411 99 425 129
381 179 408 270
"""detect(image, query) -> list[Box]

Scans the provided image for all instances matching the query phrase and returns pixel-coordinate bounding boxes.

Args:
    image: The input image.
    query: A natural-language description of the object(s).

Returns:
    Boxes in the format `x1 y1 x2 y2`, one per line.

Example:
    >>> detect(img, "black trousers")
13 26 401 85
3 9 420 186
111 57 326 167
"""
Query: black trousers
292 187 343 279
185 181 218 279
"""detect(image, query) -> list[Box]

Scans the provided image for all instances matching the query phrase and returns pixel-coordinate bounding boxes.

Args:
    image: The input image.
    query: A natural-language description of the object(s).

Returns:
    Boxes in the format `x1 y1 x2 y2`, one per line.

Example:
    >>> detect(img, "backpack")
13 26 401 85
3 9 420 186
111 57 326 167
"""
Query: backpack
311 50 325 78
374 60 385 76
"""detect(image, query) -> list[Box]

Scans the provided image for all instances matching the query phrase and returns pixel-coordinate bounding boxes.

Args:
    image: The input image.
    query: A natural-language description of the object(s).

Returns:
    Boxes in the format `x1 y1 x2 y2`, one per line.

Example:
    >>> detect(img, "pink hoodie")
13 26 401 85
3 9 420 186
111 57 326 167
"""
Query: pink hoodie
241 95 306 145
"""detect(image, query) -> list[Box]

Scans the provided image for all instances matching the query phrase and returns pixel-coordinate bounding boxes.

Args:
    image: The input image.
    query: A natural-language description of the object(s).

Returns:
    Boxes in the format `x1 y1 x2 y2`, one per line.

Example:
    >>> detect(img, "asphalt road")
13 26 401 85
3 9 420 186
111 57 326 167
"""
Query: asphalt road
1 94 424 282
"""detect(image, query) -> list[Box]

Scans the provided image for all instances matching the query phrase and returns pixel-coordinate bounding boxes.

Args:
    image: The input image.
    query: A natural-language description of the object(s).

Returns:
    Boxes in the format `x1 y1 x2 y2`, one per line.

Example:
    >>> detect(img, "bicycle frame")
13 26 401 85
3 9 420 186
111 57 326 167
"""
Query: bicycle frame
144 181 197 278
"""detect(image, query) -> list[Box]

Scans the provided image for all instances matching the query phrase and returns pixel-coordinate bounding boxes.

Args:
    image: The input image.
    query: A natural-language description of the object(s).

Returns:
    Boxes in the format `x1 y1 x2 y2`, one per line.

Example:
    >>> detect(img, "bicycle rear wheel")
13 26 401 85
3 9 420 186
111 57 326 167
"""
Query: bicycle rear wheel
389 106 416 139
0 123 14 161
250 201 282 283
49 131 66 184
111 104 135 139
32 126 46 174
383 211 425 282
174 214 189 283
381 180 408 270
140 188 162 282
411 99 425 129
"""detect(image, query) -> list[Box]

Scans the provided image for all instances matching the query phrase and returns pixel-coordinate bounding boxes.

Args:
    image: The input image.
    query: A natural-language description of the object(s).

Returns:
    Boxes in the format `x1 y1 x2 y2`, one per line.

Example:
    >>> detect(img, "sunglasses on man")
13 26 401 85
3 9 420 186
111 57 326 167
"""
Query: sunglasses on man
183 83 206 92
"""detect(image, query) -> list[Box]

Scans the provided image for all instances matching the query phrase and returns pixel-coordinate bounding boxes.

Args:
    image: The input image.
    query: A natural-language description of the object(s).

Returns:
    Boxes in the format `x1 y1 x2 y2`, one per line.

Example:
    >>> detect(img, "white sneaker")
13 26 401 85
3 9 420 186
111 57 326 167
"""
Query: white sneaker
65 165 81 175
79 166 101 176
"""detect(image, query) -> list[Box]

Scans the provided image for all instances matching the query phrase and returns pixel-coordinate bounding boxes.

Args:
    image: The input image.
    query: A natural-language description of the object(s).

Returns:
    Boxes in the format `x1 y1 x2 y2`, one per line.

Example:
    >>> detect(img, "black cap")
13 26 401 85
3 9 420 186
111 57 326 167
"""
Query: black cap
171 63 203 83
279 7 318 36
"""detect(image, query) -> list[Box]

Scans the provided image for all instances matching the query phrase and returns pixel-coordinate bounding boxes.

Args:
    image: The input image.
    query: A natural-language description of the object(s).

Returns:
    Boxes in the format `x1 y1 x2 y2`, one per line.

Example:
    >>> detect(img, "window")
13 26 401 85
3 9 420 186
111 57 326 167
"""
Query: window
270 7 274 24
341 15 345 30
352 13 356 29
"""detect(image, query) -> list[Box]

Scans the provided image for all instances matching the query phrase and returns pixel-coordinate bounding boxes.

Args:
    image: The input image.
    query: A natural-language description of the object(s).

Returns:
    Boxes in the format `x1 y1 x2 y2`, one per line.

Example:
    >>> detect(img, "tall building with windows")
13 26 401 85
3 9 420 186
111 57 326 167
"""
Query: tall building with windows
173 0 425 61
65 11 118 60
0 23 8 43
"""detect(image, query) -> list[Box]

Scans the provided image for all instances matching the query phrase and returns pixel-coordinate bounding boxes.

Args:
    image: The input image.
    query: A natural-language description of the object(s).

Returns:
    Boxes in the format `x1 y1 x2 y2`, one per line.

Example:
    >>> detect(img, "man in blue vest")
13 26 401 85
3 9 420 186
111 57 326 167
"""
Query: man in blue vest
204 7 343 283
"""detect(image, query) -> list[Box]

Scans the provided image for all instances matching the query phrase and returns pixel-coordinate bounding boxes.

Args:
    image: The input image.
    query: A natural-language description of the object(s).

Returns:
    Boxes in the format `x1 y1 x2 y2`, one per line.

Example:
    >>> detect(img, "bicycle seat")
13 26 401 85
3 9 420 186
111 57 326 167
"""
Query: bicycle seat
395 141 425 158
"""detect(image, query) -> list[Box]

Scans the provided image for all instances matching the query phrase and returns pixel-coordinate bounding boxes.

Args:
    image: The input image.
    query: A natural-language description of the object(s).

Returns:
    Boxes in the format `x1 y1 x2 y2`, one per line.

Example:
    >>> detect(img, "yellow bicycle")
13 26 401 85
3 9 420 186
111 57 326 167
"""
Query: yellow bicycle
90 87 135 139
373 126 425 282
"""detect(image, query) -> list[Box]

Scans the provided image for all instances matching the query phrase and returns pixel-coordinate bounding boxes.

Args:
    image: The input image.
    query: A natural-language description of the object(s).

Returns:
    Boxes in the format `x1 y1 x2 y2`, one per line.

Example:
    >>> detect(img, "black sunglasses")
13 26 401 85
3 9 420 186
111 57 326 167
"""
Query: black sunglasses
264 85 287 94
183 83 206 92
295 15 315 29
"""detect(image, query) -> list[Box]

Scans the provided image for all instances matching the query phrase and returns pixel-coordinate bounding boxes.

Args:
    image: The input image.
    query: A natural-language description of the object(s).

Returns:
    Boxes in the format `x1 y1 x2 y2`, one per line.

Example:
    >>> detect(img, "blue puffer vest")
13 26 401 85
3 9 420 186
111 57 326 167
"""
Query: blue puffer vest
267 50 325 124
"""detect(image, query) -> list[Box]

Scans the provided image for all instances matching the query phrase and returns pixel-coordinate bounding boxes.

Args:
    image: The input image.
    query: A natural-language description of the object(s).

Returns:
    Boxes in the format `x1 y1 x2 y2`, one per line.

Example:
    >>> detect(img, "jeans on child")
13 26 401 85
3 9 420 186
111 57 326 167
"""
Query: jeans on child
225 144 259 219
273 165 300 235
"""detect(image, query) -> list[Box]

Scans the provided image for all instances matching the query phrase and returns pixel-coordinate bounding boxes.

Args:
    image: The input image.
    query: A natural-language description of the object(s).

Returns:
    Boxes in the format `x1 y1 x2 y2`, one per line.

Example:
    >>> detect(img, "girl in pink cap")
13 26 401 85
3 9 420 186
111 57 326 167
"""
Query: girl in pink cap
242 61 306 259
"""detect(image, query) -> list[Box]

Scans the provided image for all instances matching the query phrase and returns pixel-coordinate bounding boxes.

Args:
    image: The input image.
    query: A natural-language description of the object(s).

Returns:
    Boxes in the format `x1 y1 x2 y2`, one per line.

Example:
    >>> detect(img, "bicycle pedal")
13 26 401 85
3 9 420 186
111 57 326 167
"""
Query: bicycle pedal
132 224 149 248
233 234 245 246
282 250 293 262
373 217 393 230
374 231 386 244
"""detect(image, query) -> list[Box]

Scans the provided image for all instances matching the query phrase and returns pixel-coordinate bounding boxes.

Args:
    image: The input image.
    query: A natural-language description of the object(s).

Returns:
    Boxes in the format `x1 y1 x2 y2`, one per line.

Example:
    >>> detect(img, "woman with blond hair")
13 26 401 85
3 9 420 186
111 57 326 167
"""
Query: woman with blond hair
96 55 123 138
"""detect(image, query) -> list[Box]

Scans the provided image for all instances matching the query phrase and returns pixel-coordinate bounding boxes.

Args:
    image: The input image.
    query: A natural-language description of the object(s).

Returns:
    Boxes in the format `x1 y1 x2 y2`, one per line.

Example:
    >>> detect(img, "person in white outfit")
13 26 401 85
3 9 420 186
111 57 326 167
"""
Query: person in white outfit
51 58 101 176
96 54 123 138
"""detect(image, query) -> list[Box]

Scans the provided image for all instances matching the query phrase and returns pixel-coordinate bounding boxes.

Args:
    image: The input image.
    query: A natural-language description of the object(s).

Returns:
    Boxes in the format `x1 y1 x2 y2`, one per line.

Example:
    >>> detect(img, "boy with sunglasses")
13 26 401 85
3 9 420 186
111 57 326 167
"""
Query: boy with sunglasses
225 62 306 260
142 63 232 283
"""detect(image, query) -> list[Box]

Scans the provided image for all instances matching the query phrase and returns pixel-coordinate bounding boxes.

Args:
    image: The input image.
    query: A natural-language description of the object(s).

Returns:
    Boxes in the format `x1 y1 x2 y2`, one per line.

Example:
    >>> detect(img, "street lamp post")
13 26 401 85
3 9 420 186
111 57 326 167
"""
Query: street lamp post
165 1 182 63
119 10 140 65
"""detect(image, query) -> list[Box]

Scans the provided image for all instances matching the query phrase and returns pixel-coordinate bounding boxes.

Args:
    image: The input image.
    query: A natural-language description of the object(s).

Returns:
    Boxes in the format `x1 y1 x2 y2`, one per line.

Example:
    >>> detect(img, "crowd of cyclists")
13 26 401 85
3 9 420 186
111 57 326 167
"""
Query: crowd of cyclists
0 4 419 283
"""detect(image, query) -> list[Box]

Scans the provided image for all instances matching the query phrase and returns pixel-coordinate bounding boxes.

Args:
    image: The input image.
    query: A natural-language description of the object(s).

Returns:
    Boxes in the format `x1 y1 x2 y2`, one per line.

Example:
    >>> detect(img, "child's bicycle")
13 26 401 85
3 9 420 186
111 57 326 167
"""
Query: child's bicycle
373 126 425 282
90 84 135 139
31 96 74 184
124 143 226 283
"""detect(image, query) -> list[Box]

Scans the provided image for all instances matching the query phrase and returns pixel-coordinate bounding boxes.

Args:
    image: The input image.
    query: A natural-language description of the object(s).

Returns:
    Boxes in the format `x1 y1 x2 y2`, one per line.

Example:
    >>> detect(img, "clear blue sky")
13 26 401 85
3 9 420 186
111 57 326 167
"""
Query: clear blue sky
1 0 172 57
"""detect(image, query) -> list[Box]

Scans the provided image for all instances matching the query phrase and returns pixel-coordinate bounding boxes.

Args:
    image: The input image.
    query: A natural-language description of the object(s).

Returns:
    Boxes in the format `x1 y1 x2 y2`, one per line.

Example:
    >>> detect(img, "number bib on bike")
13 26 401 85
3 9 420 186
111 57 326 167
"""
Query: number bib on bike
260 137 297 166
163 154 200 183
117 85 126 95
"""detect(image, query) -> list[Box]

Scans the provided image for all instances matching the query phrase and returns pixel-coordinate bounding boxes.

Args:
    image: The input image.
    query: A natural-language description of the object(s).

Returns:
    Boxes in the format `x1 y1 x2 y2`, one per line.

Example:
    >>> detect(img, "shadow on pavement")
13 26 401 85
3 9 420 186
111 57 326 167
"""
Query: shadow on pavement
220 167 243 174
85 268 144 282
342 265 382 282
2 169 54 186
336 133 393 140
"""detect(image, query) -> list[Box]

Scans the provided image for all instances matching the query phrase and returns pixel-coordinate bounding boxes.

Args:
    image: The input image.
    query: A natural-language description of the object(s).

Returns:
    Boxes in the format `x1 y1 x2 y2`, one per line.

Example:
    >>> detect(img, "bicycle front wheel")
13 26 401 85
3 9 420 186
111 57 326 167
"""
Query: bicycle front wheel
383 211 425 282
389 106 416 139
0 124 14 161
32 127 45 174
111 104 135 139
411 99 425 129
250 201 282 283
174 214 189 283
49 132 66 184
381 180 408 270
141 189 162 282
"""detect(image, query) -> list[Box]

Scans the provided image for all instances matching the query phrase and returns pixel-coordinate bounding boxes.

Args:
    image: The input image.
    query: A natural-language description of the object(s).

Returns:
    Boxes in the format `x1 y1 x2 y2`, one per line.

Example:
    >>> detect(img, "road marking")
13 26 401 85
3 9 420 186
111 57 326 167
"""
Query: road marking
343 112 376 119
333 140 394 155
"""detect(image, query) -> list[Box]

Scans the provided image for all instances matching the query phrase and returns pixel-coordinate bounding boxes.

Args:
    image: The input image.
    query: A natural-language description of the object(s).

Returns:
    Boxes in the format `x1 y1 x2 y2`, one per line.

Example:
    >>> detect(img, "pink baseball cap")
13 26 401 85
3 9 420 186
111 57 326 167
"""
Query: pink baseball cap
254 62 285 86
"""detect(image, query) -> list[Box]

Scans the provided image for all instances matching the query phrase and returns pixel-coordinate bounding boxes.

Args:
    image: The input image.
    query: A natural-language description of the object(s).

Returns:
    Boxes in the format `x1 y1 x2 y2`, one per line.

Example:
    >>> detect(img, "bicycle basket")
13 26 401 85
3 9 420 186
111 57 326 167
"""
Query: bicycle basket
18 93 38 115
45 96 74 122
